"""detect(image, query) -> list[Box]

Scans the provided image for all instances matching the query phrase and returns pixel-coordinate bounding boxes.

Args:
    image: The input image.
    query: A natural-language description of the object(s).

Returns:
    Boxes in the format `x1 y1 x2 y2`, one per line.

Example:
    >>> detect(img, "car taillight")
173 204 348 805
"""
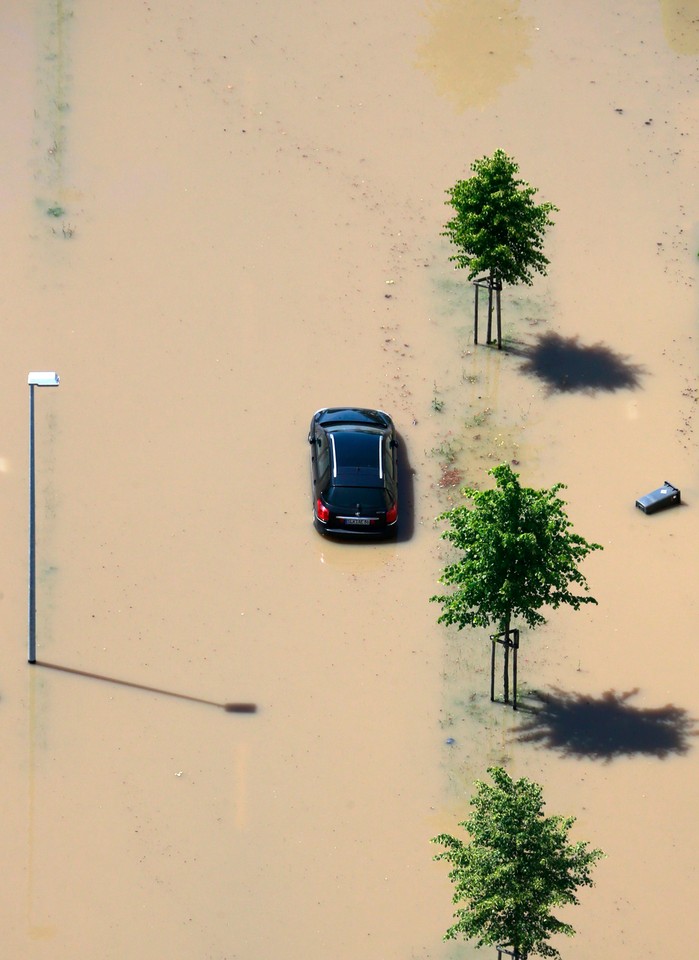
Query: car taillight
316 499 330 522
386 502 398 524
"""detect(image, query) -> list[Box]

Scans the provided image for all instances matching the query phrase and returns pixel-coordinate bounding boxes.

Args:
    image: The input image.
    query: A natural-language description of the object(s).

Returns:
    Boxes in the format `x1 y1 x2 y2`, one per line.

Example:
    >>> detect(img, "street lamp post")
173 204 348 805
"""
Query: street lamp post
28 372 59 664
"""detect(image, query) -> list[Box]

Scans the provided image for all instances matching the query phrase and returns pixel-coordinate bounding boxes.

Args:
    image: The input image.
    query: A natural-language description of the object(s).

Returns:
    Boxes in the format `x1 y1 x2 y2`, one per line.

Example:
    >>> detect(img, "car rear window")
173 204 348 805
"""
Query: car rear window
325 486 389 511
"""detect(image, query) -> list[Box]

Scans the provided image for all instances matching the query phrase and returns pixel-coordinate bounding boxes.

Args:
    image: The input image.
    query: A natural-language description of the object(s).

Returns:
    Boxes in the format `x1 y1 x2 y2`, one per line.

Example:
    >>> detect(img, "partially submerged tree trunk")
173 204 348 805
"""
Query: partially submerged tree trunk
473 270 504 349
486 267 495 345
495 280 502 350
490 616 520 709
503 612 510 704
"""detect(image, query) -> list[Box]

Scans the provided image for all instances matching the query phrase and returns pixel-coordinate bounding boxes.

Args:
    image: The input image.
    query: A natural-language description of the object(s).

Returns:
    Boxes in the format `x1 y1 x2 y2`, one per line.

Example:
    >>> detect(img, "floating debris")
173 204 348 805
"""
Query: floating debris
635 482 681 514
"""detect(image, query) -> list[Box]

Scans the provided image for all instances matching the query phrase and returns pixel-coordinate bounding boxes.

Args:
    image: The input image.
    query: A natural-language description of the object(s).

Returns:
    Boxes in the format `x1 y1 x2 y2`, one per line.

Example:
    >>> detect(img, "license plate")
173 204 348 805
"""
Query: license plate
344 517 372 526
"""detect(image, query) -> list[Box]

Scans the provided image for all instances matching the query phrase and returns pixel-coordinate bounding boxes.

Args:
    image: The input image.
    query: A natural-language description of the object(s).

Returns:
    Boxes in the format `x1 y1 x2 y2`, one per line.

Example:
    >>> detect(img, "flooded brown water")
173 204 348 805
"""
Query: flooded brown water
2 0 698 957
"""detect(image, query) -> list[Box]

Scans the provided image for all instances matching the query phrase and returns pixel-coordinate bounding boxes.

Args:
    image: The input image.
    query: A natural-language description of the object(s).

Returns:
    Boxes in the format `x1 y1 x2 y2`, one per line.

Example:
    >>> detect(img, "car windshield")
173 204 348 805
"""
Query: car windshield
325 486 389 511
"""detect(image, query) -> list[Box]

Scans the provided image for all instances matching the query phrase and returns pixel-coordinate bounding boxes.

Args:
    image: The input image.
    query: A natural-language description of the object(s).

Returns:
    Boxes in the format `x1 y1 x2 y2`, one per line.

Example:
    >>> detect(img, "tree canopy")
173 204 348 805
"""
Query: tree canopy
431 463 602 634
432 766 604 959
443 149 558 287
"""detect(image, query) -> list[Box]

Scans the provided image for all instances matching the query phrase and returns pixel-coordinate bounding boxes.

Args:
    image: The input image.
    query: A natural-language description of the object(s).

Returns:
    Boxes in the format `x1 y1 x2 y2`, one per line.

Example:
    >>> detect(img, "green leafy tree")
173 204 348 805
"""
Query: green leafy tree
432 766 604 959
443 149 557 347
431 463 601 703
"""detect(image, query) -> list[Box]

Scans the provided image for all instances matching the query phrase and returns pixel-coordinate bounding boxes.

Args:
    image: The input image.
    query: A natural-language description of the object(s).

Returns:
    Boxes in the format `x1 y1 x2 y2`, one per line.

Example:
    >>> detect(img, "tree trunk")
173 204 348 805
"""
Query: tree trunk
486 268 494 343
496 281 502 349
503 612 511 704
473 281 479 344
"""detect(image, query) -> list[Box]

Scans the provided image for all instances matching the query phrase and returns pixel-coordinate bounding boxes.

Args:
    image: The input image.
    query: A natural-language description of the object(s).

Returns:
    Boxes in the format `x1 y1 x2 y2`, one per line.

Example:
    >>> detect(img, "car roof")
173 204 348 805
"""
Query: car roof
331 431 384 488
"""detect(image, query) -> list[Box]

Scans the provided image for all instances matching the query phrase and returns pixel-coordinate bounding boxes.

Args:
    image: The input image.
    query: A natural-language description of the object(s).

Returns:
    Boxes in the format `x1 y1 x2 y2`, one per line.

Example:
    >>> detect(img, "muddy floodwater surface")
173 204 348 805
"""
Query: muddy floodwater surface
2 1 698 958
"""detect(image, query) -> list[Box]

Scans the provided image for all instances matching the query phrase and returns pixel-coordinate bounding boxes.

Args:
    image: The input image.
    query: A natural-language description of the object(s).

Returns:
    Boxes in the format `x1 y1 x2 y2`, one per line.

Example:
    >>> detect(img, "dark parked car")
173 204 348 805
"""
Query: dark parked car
308 407 398 537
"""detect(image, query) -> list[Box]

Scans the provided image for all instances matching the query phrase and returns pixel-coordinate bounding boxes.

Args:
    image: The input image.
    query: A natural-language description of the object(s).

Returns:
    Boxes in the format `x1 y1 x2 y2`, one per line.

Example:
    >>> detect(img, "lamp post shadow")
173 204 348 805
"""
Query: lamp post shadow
36 660 257 714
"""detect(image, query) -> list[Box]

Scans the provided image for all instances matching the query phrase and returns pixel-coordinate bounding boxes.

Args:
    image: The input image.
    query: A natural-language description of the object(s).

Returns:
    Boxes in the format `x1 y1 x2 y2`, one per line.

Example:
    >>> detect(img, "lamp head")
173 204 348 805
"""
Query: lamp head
28 372 60 387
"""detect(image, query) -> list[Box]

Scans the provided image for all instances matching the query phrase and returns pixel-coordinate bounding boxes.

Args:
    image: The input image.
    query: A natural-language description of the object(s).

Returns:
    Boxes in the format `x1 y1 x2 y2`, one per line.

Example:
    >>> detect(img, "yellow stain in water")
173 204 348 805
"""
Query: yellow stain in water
659 0 699 54
416 0 534 110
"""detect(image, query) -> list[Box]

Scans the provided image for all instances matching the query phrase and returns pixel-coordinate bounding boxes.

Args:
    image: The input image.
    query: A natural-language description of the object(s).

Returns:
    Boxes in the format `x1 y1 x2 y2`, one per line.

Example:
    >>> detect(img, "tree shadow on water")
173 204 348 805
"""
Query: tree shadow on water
513 687 697 760
514 332 645 394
